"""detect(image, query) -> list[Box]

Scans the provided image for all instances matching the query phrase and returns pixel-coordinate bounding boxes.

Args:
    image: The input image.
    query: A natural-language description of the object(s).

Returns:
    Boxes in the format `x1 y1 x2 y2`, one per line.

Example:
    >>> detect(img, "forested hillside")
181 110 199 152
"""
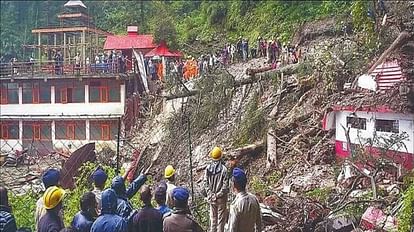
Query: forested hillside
1 1 360 57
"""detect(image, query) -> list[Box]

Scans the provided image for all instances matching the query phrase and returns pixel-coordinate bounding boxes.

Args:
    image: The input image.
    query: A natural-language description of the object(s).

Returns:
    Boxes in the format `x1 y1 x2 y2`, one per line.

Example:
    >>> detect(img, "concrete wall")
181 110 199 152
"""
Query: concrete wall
335 111 414 154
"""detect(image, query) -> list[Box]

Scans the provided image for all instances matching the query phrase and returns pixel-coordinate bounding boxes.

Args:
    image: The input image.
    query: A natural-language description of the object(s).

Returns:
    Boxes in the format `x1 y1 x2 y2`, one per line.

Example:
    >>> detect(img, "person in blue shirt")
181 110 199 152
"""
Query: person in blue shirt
111 174 147 224
71 192 97 232
154 182 171 217
131 185 162 232
91 189 127 232
0 186 17 232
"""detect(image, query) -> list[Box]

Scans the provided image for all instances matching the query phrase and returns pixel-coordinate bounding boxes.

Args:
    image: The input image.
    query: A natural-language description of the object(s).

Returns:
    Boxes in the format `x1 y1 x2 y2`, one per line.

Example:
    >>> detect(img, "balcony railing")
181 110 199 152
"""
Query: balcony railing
0 60 133 78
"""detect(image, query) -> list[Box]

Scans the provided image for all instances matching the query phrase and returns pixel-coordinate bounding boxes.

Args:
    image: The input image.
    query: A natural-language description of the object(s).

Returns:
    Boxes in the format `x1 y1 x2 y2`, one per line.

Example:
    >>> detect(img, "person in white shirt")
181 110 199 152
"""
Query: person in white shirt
91 167 107 214
227 167 262 232
164 165 177 209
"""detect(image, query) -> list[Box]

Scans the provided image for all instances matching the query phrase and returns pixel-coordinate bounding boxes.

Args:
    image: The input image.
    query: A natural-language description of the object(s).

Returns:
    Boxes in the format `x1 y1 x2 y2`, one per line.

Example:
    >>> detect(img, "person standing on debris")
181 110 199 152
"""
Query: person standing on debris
38 186 66 232
204 146 229 232
131 185 163 232
164 165 177 209
71 192 97 232
163 187 204 232
154 182 171 217
35 168 62 231
91 167 107 213
148 60 157 80
111 173 147 224
266 40 272 64
0 186 17 232
236 37 243 62
91 189 127 232
228 168 262 232
241 39 248 62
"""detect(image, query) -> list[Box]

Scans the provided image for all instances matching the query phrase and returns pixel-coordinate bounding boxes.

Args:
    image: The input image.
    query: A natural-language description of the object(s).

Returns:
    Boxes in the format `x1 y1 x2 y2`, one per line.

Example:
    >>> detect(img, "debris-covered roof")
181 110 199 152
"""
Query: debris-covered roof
335 30 414 113
332 86 413 114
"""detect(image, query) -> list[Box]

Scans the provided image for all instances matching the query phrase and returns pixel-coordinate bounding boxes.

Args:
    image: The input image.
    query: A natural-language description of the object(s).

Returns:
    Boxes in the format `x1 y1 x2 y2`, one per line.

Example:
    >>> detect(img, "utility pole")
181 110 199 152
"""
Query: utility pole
187 112 194 200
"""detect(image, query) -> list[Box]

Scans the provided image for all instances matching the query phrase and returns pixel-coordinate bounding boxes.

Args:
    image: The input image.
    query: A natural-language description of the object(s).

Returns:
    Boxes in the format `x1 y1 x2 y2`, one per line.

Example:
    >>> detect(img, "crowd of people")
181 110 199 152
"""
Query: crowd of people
2 35 301 81
217 36 302 67
161 36 303 82
0 147 262 232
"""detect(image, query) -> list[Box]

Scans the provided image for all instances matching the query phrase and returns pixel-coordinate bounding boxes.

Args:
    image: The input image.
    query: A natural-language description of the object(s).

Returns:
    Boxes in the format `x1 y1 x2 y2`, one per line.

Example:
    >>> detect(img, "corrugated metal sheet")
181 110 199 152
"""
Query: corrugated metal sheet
60 143 96 189
369 60 405 91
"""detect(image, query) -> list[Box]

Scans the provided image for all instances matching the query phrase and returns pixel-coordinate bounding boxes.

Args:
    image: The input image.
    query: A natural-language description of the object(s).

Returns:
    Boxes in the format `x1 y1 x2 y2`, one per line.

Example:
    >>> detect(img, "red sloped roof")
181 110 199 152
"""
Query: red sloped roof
145 41 182 57
104 34 157 50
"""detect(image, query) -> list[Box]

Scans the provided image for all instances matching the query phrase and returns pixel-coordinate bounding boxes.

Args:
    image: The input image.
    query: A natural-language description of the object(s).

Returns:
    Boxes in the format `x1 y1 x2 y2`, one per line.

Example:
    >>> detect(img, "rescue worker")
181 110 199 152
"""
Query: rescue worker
71 191 97 232
164 165 177 208
131 185 163 232
111 173 147 224
91 167 107 213
154 182 171 217
0 186 17 232
228 168 262 232
204 146 229 232
38 186 66 232
163 187 203 232
35 168 62 230
91 189 127 232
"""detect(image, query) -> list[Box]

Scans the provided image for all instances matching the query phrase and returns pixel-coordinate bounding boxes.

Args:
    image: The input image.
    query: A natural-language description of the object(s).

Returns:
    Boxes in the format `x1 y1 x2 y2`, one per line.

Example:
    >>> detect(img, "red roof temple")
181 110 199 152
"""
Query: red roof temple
145 41 182 58
104 26 157 51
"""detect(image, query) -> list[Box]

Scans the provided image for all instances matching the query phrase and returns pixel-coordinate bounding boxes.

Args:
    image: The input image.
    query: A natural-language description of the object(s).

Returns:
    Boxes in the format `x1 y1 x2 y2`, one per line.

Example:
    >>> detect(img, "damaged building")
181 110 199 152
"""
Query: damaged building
323 38 414 170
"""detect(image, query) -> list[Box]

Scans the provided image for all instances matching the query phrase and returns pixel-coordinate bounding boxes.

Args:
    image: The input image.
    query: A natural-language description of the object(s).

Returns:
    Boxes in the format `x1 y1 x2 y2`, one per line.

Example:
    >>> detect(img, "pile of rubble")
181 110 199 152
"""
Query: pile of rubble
255 159 406 231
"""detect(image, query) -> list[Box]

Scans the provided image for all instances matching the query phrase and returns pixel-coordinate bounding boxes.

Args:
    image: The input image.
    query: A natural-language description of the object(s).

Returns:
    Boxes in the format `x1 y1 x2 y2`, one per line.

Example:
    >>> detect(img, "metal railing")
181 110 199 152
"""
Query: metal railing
0 59 133 78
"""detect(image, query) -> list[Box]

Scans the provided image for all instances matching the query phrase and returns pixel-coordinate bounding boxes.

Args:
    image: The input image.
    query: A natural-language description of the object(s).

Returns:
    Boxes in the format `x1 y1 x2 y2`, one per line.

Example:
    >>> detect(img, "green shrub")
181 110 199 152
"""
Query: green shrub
398 175 414 232
305 187 333 203
233 91 266 146
9 191 38 230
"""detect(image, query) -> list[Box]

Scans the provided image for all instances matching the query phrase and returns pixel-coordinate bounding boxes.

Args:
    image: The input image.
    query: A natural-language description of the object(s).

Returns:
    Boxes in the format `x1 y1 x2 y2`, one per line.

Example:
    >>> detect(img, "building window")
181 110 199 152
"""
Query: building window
89 80 120 103
22 82 51 104
0 121 19 139
23 122 51 141
55 121 86 140
375 119 399 133
55 80 85 103
90 120 118 140
346 116 367 130
0 83 19 104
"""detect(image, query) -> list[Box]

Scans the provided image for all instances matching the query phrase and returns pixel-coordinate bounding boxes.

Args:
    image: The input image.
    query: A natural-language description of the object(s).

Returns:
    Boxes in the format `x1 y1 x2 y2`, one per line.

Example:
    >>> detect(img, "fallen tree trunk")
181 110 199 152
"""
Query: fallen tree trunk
164 90 198 100
227 141 265 159
163 64 299 100
368 31 412 73
266 72 284 168
248 63 299 77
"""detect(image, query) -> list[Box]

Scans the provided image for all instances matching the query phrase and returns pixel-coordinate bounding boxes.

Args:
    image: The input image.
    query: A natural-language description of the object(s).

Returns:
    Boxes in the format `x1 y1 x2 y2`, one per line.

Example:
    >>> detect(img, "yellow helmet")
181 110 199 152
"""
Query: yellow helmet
43 186 65 209
164 165 176 179
210 146 223 160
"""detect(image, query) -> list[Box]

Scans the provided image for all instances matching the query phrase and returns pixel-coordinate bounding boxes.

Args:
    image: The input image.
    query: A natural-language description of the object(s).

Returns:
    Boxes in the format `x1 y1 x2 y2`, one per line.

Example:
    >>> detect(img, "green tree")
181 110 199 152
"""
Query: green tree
149 2 178 49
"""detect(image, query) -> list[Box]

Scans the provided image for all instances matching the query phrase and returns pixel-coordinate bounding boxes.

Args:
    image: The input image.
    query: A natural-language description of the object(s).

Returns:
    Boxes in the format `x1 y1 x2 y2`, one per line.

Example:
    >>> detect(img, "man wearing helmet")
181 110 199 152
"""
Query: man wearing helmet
203 146 229 232
38 186 66 232
164 165 177 209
